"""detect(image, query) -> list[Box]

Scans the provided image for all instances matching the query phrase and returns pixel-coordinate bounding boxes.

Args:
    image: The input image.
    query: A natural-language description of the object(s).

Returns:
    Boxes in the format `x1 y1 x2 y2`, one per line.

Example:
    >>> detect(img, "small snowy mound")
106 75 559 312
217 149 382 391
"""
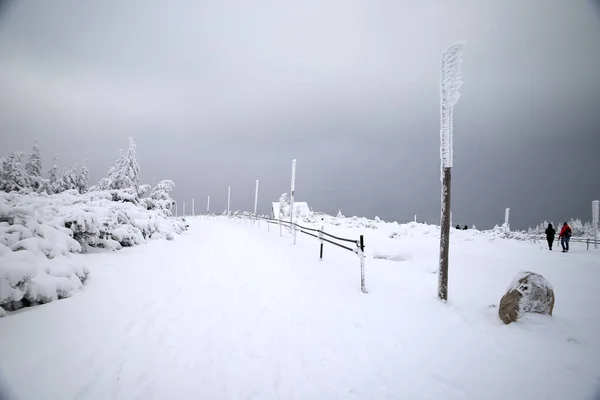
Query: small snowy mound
300 213 379 230
372 241 412 262
499 271 555 325
485 225 528 241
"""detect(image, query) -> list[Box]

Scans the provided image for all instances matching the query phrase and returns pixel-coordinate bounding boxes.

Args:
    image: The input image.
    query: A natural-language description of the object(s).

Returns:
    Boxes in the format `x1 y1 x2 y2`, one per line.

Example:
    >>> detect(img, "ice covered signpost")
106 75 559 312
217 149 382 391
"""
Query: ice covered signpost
254 180 259 217
438 42 465 302
227 186 231 217
593 200 599 250
290 159 297 245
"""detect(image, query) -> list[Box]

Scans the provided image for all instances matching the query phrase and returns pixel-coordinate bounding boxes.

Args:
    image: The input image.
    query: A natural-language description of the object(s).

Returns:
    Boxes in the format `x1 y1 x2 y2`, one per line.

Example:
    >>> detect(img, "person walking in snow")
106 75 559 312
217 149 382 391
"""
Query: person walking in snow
559 222 572 252
545 223 556 250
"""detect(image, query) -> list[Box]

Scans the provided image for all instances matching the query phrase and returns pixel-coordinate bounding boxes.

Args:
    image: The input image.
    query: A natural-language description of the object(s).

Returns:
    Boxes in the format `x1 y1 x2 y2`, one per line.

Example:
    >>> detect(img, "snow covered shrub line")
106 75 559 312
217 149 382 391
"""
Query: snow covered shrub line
0 138 188 316
0 190 188 314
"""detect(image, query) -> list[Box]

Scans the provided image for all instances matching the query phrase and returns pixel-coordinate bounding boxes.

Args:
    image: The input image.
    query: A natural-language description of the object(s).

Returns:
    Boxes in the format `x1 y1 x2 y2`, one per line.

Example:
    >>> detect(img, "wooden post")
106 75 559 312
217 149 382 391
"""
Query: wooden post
593 200 599 250
438 41 465 302
319 225 324 260
360 235 366 293
438 167 451 301
290 159 296 245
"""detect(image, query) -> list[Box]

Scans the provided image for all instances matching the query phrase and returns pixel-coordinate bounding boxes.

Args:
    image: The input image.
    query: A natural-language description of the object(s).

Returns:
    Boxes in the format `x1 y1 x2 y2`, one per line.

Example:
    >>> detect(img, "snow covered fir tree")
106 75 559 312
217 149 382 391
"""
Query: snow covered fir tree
0 138 187 315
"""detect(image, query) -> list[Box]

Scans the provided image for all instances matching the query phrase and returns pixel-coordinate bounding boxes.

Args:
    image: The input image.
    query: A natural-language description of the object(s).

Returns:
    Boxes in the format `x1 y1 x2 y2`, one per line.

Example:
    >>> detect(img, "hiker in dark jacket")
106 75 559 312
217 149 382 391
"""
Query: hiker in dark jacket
545 223 556 250
559 222 572 252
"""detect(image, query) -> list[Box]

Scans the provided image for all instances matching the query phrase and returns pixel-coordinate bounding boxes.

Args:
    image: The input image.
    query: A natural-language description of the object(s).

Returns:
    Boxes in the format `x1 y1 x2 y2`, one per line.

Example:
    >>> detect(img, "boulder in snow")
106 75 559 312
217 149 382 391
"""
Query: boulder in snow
499 271 555 324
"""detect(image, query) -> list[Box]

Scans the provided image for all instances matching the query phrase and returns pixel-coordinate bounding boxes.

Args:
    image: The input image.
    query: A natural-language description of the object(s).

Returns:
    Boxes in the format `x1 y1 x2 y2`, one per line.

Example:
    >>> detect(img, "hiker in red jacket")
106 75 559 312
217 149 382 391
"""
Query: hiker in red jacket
559 222 572 252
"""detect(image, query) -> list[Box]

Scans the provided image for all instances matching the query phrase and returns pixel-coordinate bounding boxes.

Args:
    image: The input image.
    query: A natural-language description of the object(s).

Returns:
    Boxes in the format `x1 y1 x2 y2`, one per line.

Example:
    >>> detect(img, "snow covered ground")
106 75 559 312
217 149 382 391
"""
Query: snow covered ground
0 217 599 400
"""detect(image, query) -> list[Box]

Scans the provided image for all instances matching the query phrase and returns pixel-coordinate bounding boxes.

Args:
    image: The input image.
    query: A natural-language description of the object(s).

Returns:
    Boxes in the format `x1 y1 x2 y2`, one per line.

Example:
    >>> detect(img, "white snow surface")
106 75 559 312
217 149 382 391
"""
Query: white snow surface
1 217 599 400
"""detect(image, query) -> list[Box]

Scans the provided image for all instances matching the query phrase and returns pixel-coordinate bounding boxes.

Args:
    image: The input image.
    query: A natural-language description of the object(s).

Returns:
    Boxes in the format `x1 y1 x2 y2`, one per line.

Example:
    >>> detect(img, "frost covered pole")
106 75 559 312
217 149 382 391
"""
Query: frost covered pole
227 186 231 217
192 198 195 216
438 42 465 302
290 159 297 245
254 180 259 218
504 208 510 230
593 200 599 249
175 201 178 217
207 195 210 215
183 201 186 216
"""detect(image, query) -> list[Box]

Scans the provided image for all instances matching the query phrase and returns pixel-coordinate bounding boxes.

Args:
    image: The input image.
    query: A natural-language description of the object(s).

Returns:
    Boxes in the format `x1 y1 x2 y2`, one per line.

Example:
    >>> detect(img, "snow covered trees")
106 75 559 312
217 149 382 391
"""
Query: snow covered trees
78 161 90 194
278 193 288 219
95 138 140 192
0 152 30 192
24 144 42 191
0 138 154 200
47 154 60 194
0 146 91 195
141 180 176 214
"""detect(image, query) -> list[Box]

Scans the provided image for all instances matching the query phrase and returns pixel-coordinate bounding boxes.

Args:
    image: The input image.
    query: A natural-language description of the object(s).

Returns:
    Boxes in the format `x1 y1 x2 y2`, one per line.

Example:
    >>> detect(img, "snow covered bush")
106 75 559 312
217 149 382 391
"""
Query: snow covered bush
0 189 187 315
0 202 90 312
140 180 175 214
0 138 187 316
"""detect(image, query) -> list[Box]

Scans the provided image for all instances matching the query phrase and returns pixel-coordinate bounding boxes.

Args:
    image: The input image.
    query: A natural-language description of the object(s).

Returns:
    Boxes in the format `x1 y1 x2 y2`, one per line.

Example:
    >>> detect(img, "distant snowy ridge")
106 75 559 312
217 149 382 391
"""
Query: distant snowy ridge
294 212 597 239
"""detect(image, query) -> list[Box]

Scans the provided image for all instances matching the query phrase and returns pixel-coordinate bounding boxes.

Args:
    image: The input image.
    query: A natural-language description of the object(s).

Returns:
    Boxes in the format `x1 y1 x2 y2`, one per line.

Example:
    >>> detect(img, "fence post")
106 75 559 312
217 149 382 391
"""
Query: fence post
593 200 599 250
293 223 297 245
319 225 324 260
279 219 282 237
359 235 366 293
587 239 590 251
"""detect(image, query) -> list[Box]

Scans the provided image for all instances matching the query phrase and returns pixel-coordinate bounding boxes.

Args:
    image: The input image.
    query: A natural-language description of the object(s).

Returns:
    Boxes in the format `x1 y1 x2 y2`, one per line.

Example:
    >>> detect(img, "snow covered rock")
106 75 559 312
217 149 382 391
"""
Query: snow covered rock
499 271 555 324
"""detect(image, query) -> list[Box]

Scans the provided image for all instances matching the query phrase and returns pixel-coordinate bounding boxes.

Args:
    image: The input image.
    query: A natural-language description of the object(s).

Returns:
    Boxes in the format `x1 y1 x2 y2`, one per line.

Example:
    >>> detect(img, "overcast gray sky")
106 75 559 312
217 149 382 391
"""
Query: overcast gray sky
0 0 599 229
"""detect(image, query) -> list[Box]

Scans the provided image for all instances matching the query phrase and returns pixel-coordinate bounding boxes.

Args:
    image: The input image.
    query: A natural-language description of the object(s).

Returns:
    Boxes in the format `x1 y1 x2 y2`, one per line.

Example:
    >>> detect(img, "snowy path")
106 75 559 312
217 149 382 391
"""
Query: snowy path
1 219 599 400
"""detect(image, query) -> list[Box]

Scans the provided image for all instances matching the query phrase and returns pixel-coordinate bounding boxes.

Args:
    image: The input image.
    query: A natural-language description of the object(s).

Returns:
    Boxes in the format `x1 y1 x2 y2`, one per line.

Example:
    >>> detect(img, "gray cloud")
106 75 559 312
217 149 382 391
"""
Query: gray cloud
0 0 599 228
